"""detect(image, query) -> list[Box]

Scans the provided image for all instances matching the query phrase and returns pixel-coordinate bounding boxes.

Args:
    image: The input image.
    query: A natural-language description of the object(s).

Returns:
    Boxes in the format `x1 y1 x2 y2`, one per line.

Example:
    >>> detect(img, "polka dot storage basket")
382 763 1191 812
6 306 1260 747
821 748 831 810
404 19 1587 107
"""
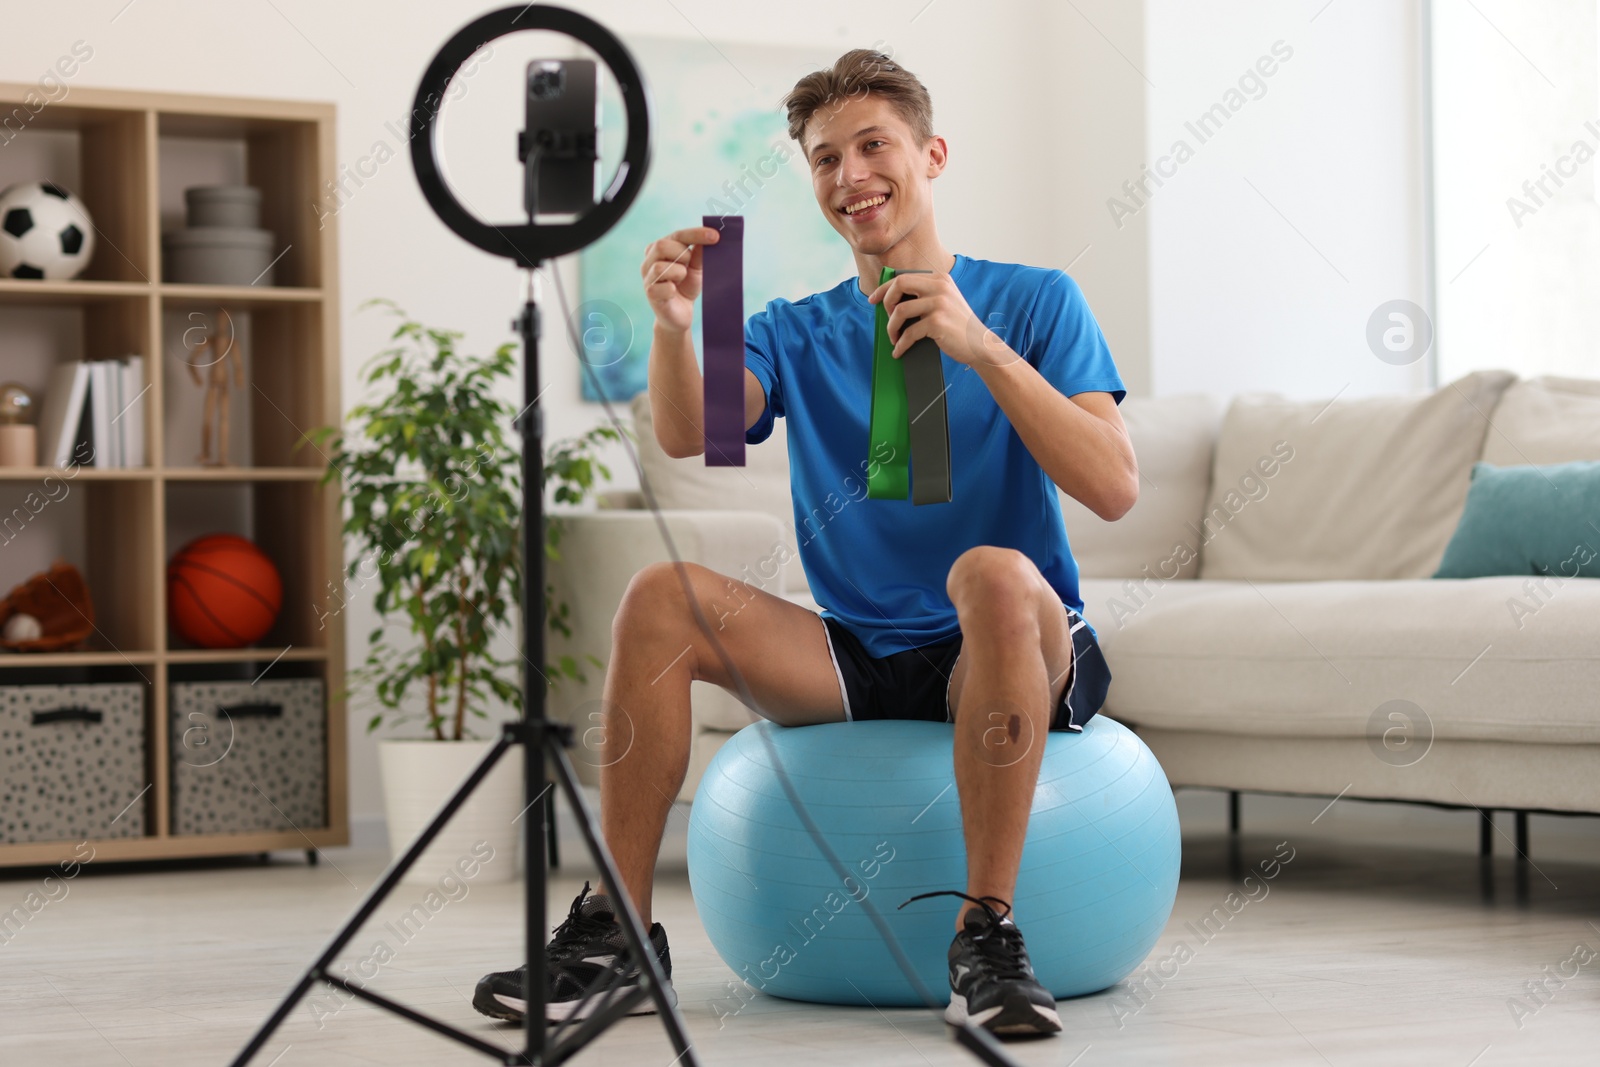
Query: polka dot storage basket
0 683 147 844
169 678 326 835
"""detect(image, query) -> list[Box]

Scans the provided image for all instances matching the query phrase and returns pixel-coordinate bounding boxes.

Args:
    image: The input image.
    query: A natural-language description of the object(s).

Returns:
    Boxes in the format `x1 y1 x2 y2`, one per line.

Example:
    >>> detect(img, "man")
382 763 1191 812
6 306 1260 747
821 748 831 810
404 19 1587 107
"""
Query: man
476 48 1137 1039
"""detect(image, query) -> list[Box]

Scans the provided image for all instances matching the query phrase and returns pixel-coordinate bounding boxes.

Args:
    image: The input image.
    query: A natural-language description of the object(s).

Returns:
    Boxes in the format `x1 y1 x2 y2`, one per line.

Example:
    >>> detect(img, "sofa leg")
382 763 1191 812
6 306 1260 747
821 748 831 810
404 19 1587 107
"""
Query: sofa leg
1479 810 1494 857
1228 791 1241 834
1515 810 1529 860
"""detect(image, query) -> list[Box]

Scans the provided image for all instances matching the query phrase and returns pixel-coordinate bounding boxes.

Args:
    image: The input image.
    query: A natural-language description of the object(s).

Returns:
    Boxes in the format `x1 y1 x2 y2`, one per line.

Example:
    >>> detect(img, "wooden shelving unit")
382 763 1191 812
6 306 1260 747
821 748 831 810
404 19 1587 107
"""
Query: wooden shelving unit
0 83 345 867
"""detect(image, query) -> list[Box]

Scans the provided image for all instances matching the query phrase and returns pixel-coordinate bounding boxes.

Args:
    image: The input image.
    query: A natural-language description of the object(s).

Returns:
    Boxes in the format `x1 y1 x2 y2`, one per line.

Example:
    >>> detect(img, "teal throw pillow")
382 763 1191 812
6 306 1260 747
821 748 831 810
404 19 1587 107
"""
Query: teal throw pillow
1433 460 1600 579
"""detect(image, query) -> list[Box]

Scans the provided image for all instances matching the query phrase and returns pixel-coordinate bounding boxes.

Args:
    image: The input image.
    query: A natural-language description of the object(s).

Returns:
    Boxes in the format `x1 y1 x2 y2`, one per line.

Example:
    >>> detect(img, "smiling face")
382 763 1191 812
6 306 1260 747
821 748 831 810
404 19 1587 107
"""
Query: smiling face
804 93 947 263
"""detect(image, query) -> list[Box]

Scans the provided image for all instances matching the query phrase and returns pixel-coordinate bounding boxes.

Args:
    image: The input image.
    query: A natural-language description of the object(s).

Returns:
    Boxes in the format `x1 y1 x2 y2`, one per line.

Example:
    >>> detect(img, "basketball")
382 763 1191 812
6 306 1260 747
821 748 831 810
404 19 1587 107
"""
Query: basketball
168 534 283 648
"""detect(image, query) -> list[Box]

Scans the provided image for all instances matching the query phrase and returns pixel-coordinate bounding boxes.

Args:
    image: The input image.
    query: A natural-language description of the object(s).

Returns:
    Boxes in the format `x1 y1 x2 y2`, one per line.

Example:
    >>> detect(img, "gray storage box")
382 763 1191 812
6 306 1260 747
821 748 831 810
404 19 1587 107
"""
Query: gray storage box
163 227 276 286
0 683 146 843
186 185 262 228
170 678 325 835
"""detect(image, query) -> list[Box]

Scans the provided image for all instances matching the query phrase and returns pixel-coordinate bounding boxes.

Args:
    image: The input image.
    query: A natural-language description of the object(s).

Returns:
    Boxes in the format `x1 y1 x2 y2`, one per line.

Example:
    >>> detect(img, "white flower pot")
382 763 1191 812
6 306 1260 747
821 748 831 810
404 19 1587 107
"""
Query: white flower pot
378 737 526 885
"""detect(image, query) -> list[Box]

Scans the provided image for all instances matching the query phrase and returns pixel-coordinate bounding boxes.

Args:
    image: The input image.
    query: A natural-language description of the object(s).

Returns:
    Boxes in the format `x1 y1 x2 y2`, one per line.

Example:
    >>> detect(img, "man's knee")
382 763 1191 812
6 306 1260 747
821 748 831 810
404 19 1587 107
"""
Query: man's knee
616 561 702 640
947 546 1041 630
616 561 755 643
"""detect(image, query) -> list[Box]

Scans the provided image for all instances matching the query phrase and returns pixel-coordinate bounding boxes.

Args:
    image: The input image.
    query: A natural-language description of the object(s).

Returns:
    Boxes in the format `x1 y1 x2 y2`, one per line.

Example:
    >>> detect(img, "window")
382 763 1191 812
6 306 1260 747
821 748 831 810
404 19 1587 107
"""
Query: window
1431 0 1600 380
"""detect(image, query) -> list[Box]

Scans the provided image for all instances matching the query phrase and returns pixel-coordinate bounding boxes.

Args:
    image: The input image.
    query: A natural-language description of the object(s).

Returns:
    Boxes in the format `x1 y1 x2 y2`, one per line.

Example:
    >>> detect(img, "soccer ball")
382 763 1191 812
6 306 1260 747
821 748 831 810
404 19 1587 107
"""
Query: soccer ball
0 181 96 280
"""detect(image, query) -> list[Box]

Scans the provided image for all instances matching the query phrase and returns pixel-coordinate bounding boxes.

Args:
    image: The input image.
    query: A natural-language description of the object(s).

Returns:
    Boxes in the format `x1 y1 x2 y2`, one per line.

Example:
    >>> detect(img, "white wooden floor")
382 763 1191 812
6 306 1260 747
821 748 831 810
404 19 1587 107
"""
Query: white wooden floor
4 799 1599 1067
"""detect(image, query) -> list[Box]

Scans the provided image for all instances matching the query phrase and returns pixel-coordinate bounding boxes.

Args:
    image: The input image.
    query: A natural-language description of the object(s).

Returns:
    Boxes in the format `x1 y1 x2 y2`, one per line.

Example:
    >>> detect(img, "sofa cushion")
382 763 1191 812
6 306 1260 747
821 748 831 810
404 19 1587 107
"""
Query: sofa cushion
1076 573 1238 640
1080 575 1600 745
630 392 807 593
1480 375 1600 466
1197 370 1517 581
1059 394 1219 581
1433 460 1600 579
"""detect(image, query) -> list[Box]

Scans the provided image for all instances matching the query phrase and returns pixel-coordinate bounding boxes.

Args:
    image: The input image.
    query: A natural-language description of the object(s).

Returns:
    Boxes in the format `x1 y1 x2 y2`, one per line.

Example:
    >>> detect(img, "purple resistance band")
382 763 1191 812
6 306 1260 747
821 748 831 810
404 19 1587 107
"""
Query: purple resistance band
701 215 745 466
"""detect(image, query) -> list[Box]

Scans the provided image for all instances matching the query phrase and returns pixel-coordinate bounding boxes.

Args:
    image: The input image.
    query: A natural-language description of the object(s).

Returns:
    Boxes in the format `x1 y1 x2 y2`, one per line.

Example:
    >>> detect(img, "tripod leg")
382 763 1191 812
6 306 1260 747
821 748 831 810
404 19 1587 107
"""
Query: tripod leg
228 735 517 1066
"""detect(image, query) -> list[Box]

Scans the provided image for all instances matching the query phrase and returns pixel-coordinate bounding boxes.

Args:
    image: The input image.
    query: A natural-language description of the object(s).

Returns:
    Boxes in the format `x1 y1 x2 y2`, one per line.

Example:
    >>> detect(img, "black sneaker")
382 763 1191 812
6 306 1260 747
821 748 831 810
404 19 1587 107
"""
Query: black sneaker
901 891 1062 1037
472 882 675 1023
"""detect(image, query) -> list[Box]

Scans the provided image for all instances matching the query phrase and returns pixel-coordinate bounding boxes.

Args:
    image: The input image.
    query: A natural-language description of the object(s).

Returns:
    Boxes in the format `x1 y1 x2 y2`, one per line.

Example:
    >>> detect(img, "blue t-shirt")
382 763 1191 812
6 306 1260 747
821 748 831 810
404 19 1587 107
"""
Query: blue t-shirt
744 253 1125 657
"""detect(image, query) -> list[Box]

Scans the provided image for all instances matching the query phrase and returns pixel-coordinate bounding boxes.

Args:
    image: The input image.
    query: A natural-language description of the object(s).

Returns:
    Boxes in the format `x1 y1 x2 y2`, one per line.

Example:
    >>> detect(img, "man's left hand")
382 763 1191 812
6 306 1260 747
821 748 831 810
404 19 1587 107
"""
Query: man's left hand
868 271 1017 368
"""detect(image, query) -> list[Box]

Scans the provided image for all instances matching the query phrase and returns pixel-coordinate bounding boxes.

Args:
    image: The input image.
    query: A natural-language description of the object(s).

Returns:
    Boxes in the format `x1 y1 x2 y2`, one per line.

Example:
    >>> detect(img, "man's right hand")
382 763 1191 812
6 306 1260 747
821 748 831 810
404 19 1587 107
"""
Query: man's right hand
641 226 719 334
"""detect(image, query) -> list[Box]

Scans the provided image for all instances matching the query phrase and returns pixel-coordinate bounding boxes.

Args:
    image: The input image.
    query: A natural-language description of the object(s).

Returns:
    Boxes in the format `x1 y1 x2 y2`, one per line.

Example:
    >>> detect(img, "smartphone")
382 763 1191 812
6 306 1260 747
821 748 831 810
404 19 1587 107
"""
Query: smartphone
520 58 600 216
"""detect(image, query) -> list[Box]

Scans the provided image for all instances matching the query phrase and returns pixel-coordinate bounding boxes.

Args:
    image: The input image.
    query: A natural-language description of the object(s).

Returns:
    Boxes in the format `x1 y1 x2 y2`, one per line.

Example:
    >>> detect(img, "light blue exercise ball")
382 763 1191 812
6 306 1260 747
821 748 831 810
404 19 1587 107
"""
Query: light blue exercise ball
686 716 1180 1007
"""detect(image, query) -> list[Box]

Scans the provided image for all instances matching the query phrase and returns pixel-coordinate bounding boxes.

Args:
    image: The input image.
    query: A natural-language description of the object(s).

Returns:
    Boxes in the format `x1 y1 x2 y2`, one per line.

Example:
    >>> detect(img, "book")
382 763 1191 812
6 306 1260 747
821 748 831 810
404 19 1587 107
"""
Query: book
122 356 146 468
35 361 89 468
35 358 149 470
108 359 124 468
87 361 113 468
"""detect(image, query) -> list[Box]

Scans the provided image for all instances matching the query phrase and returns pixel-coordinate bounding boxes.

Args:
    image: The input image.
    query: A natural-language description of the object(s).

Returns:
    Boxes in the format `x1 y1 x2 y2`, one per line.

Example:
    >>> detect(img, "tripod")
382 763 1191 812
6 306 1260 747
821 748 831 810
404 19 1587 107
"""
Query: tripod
225 10 696 1062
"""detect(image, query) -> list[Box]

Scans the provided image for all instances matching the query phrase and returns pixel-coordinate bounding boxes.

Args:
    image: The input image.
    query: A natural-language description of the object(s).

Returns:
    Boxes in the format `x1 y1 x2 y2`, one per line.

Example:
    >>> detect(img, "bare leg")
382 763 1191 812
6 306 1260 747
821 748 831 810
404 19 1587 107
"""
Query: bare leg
596 560 845 924
945 546 1074 929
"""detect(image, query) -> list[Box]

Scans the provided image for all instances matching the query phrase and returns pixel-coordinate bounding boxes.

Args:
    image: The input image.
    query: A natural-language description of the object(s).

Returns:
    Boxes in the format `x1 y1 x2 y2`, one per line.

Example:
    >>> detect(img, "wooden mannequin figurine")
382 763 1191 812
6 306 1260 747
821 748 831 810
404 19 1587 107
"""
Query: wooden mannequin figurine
185 307 242 466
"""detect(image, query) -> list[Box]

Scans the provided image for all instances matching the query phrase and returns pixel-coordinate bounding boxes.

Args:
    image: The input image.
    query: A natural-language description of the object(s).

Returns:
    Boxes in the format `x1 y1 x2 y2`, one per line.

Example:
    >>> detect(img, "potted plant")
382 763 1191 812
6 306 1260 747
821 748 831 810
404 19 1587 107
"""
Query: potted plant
311 300 623 882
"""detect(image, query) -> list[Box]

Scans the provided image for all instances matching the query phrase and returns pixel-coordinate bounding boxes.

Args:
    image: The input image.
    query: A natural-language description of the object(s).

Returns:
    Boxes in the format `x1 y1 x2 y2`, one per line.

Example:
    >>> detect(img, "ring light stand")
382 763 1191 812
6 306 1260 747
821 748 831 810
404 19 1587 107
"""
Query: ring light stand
229 7 693 1066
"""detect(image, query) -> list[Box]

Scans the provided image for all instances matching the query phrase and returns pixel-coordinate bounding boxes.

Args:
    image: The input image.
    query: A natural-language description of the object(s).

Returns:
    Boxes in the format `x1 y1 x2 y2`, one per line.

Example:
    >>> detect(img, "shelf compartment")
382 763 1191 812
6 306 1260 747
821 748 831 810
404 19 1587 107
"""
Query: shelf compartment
157 114 323 289
85 478 159 652
160 302 327 470
0 96 153 284
163 479 335 653
0 295 152 473
0 477 156 655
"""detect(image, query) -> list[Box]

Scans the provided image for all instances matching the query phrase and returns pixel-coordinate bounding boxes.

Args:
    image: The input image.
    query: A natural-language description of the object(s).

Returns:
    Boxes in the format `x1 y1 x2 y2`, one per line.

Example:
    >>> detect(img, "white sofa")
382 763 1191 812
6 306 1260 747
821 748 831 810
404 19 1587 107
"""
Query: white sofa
546 374 1600 814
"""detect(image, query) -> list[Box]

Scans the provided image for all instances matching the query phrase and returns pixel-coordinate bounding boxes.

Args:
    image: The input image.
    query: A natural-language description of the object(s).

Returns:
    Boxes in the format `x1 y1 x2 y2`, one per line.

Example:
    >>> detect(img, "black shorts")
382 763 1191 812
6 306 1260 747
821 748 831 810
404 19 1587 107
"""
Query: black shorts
819 605 1111 733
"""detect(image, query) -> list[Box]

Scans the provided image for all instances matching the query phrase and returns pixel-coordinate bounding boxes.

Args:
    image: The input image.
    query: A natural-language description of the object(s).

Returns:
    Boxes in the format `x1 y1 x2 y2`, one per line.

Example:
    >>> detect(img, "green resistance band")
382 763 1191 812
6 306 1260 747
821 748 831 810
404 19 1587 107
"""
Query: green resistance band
867 266 952 504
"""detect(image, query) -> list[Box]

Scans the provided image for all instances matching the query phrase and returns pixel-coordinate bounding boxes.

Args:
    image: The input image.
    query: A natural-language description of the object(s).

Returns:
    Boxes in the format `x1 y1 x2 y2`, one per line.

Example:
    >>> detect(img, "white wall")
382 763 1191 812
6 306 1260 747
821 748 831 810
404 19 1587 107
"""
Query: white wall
1144 0 1432 400
0 0 1150 828
1042 0 1153 397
